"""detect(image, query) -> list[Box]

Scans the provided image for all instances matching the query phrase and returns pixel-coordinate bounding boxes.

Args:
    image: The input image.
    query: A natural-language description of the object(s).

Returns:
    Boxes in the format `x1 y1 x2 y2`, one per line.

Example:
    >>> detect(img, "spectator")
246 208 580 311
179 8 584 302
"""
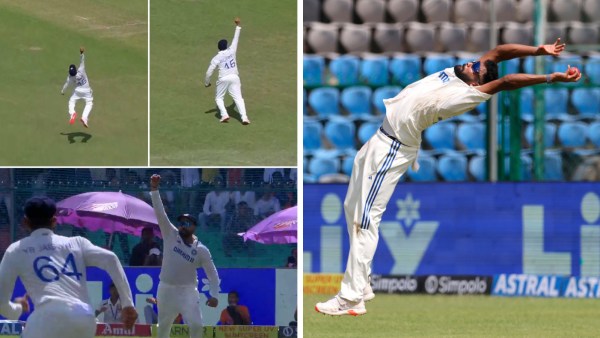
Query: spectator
95 283 123 323
144 248 162 266
254 190 281 219
220 291 251 325
223 202 256 257
144 297 183 325
285 248 297 268
199 177 229 232
231 187 256 210
263 168 284 184
129 226 159 266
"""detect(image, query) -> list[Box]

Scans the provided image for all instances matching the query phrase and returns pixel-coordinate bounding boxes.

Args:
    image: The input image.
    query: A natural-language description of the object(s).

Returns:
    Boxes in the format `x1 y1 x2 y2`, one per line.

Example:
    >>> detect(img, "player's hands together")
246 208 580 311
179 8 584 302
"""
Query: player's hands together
121 306 138 330
150 174 161 191
537 38 565 57
553 65 582 83
80 46 85 54
234 17 240 26
14 294 29 313
206 297 218 307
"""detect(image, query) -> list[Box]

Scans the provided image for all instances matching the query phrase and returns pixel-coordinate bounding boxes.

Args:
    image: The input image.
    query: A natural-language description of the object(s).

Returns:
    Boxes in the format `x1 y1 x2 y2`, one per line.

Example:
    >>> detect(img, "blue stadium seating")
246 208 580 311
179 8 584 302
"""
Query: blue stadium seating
424 122 456 150
357 121 380 144
341 86 372 117
457 122 485 151
372 86 401 113
468 155 486 181
324 117 356 149
308 157 340 178
437 153 467 181
390 54 421 86
407 155 437 181
304 55 325 87
303 88 308 115
360 57 389 86
558 121 588 147
523 56 553 74
342 154 355 176
525 123 557 148
303 120 322 152
544 151 564 180
589 122 600 147
586 56 600 86
330 55 361 86
519 88 534 122
308 87 340 117
544 88 569 119
504 154 533 180
423 54 455 75
571 88 600 118
498 58 520 76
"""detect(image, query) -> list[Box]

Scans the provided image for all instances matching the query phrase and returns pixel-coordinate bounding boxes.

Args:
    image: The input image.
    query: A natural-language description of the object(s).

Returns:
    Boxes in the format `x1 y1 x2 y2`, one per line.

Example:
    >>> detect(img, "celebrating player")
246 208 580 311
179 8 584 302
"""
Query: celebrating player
205 17 251 125
0 197 137 338
315 38 582 316
150 174 220 338
61 47 94 128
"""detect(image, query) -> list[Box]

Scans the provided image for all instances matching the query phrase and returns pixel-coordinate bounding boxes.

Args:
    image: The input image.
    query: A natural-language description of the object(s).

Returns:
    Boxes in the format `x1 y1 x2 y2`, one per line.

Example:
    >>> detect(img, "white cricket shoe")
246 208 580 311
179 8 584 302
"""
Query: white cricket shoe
220 115 230 123
80 118 89 128
315 295 366 316
242 117 251 125
364 283 375 302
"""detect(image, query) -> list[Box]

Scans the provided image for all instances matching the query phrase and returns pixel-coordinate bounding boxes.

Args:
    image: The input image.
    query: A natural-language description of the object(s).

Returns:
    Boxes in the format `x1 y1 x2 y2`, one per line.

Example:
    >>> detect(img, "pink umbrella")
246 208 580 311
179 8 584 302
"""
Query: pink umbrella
56 191 161 244
240 206 297 244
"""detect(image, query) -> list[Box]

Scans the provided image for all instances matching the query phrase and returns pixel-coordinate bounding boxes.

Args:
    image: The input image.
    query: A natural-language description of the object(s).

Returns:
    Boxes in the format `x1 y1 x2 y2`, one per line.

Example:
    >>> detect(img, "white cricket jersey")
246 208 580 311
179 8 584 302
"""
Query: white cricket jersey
0 228 133 320
205 26 242 86
150 191 220 296
96 298 122 323
382 67 491 147
62 54 92 94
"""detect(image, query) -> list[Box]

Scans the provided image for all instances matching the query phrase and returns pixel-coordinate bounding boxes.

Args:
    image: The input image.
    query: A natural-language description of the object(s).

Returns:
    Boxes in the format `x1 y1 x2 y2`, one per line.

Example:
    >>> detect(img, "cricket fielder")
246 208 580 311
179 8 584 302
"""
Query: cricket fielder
315 38 582 316
150 174 220 338
205 17 251 125
61 47 93 128
0 197 138 337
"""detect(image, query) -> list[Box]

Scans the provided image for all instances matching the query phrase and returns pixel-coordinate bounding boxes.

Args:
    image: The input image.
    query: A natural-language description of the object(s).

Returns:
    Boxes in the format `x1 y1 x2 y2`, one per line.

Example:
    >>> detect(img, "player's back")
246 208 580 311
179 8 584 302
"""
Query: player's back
212 49 239 78
5 229 91 308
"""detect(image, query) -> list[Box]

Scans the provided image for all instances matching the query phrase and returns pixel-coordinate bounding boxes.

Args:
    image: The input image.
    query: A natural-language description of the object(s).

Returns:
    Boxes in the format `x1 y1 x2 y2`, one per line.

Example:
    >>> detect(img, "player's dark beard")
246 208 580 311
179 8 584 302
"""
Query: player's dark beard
178 227 194 241
454 64 472 84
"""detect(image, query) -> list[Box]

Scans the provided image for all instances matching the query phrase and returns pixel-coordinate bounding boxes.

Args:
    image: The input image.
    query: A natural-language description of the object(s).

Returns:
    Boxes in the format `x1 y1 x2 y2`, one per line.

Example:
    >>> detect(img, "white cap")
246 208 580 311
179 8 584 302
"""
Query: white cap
149 248 161 256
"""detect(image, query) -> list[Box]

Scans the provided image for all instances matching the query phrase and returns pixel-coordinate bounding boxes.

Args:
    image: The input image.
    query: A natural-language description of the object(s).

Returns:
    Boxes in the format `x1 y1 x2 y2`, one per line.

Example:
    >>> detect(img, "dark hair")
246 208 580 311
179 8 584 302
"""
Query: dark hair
69 64 77 76
24 197 56 229
482 60 499 84
142 226 154 235
228 291 239 298
218 39 228 51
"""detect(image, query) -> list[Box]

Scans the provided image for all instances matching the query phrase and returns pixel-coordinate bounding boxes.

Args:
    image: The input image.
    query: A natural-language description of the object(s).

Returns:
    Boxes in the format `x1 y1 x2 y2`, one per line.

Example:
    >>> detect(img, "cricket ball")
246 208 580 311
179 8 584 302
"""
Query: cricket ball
568 67 579 76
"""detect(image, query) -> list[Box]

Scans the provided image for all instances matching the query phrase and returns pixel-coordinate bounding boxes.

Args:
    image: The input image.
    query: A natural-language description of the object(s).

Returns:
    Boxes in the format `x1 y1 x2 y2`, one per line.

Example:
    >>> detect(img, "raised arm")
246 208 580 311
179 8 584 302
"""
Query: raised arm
230 17 241 53
150 174 177 236
79 47 85 71
0 250 23 319
480 38 566 63
477 66 581 95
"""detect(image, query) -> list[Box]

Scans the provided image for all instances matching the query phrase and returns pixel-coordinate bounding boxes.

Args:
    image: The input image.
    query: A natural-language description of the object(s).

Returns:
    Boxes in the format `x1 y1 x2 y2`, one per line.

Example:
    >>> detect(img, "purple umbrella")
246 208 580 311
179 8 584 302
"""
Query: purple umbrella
240 206 297 244
56 191 161 243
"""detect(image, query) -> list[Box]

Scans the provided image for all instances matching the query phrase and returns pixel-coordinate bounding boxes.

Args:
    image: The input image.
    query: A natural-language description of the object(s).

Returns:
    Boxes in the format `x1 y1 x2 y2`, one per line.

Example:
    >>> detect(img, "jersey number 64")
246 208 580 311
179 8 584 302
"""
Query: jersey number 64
33 253 82 282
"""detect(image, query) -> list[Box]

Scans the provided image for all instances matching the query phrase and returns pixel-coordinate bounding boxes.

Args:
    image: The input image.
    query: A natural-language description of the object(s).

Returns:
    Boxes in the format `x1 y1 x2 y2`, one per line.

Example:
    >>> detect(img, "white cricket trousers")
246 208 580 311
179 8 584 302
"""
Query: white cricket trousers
157 282 204 338
339 128 417 302
23 300 96 338
215 74 248 120
68 89 94 120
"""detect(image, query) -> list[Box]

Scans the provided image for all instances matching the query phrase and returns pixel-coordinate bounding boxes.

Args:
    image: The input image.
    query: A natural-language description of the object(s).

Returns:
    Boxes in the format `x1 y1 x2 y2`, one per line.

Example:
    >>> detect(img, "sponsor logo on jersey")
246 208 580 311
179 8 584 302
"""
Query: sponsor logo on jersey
174 246 195 263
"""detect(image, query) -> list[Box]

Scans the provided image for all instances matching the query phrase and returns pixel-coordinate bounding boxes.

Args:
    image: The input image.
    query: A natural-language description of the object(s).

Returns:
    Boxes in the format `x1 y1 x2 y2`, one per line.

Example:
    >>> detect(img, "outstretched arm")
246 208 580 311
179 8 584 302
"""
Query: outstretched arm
230 17 241 53
477 66 581 95
150 174 178 236
480 38 566 63
79 47 86 72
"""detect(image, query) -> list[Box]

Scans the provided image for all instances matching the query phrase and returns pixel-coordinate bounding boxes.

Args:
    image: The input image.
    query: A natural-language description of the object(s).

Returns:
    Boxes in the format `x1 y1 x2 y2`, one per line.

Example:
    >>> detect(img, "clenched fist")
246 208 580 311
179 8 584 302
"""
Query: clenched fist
121 306 138 330
234 17 241 26
150 174 161 191
80 46 85 54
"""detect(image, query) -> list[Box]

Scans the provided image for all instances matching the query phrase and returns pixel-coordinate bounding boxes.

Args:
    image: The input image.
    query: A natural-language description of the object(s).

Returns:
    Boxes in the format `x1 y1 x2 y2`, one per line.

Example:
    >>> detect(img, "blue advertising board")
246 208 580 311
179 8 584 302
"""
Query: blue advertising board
304 183 600 277
492 274 600 298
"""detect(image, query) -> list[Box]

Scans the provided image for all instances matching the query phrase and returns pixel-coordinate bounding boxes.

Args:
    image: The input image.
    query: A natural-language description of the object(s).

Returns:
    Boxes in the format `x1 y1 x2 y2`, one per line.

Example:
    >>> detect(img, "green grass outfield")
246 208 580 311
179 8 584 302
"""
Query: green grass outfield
150 0 296 166
305 294 600 337
0 0 147 166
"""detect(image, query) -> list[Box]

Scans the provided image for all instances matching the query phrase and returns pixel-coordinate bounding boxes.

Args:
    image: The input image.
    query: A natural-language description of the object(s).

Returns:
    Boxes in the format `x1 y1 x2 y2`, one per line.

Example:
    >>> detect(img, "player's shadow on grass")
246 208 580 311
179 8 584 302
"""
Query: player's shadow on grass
60 132 92 144
204 103 242 123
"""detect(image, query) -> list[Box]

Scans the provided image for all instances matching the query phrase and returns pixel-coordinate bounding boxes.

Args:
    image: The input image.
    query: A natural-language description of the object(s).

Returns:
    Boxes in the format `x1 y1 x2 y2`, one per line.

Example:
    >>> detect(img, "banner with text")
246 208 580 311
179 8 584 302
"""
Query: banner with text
492 274 600 298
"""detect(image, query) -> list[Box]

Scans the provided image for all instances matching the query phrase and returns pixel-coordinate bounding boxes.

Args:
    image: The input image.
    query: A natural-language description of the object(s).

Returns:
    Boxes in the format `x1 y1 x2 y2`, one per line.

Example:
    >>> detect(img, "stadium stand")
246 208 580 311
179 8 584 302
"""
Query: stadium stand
304 0 600 182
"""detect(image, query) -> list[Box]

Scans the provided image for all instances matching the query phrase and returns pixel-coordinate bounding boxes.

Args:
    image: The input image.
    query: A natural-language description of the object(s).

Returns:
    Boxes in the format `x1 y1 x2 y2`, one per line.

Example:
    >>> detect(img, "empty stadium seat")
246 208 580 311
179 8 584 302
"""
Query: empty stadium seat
438 23 467 52
303 120 323 152
517 0 535 22
304 88 307 115
437 153 468 181
390 54 421 86
544 151 564 180
303 55 325 87
519 88 534 122
583 0 600 21
405 23 435 53
588 122 600 147
342 154 355 176
424 122 456 150
323 0 353 22
454 0 485 23
357 121 380 144
571 88 600 118
523 55 553 74
324 117 355 149
422 0 451 22
544 88 569 119
373 23 405 53
457 122 486 151
387 0 419 22
341 86 372 116
502 22 533 45
408 155 437 181
498 58 519 76
308 157 340 178
585 56 600 86
373 86 401 113
468 155 486 181
304 0 320 22
551 0 583 21
525 123 557 148
558 121 588 147
423 54 455 75
546 23 567 44
494 0 518 22
308 87 340 117
340 24 372 53
329 55 360 86
469 22 491 52
306 23 339 53
356 0 386 23
360 56 389 86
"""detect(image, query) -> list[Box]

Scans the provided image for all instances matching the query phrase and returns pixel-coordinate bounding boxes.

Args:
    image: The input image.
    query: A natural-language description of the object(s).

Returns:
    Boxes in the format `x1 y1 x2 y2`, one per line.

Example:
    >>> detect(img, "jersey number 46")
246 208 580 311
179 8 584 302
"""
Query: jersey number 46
34 253 82 282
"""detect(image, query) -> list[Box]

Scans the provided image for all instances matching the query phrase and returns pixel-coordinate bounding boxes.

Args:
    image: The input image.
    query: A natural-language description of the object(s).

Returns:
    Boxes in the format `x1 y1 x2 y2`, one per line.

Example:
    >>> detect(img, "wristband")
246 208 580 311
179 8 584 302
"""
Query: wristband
546 74 552 84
